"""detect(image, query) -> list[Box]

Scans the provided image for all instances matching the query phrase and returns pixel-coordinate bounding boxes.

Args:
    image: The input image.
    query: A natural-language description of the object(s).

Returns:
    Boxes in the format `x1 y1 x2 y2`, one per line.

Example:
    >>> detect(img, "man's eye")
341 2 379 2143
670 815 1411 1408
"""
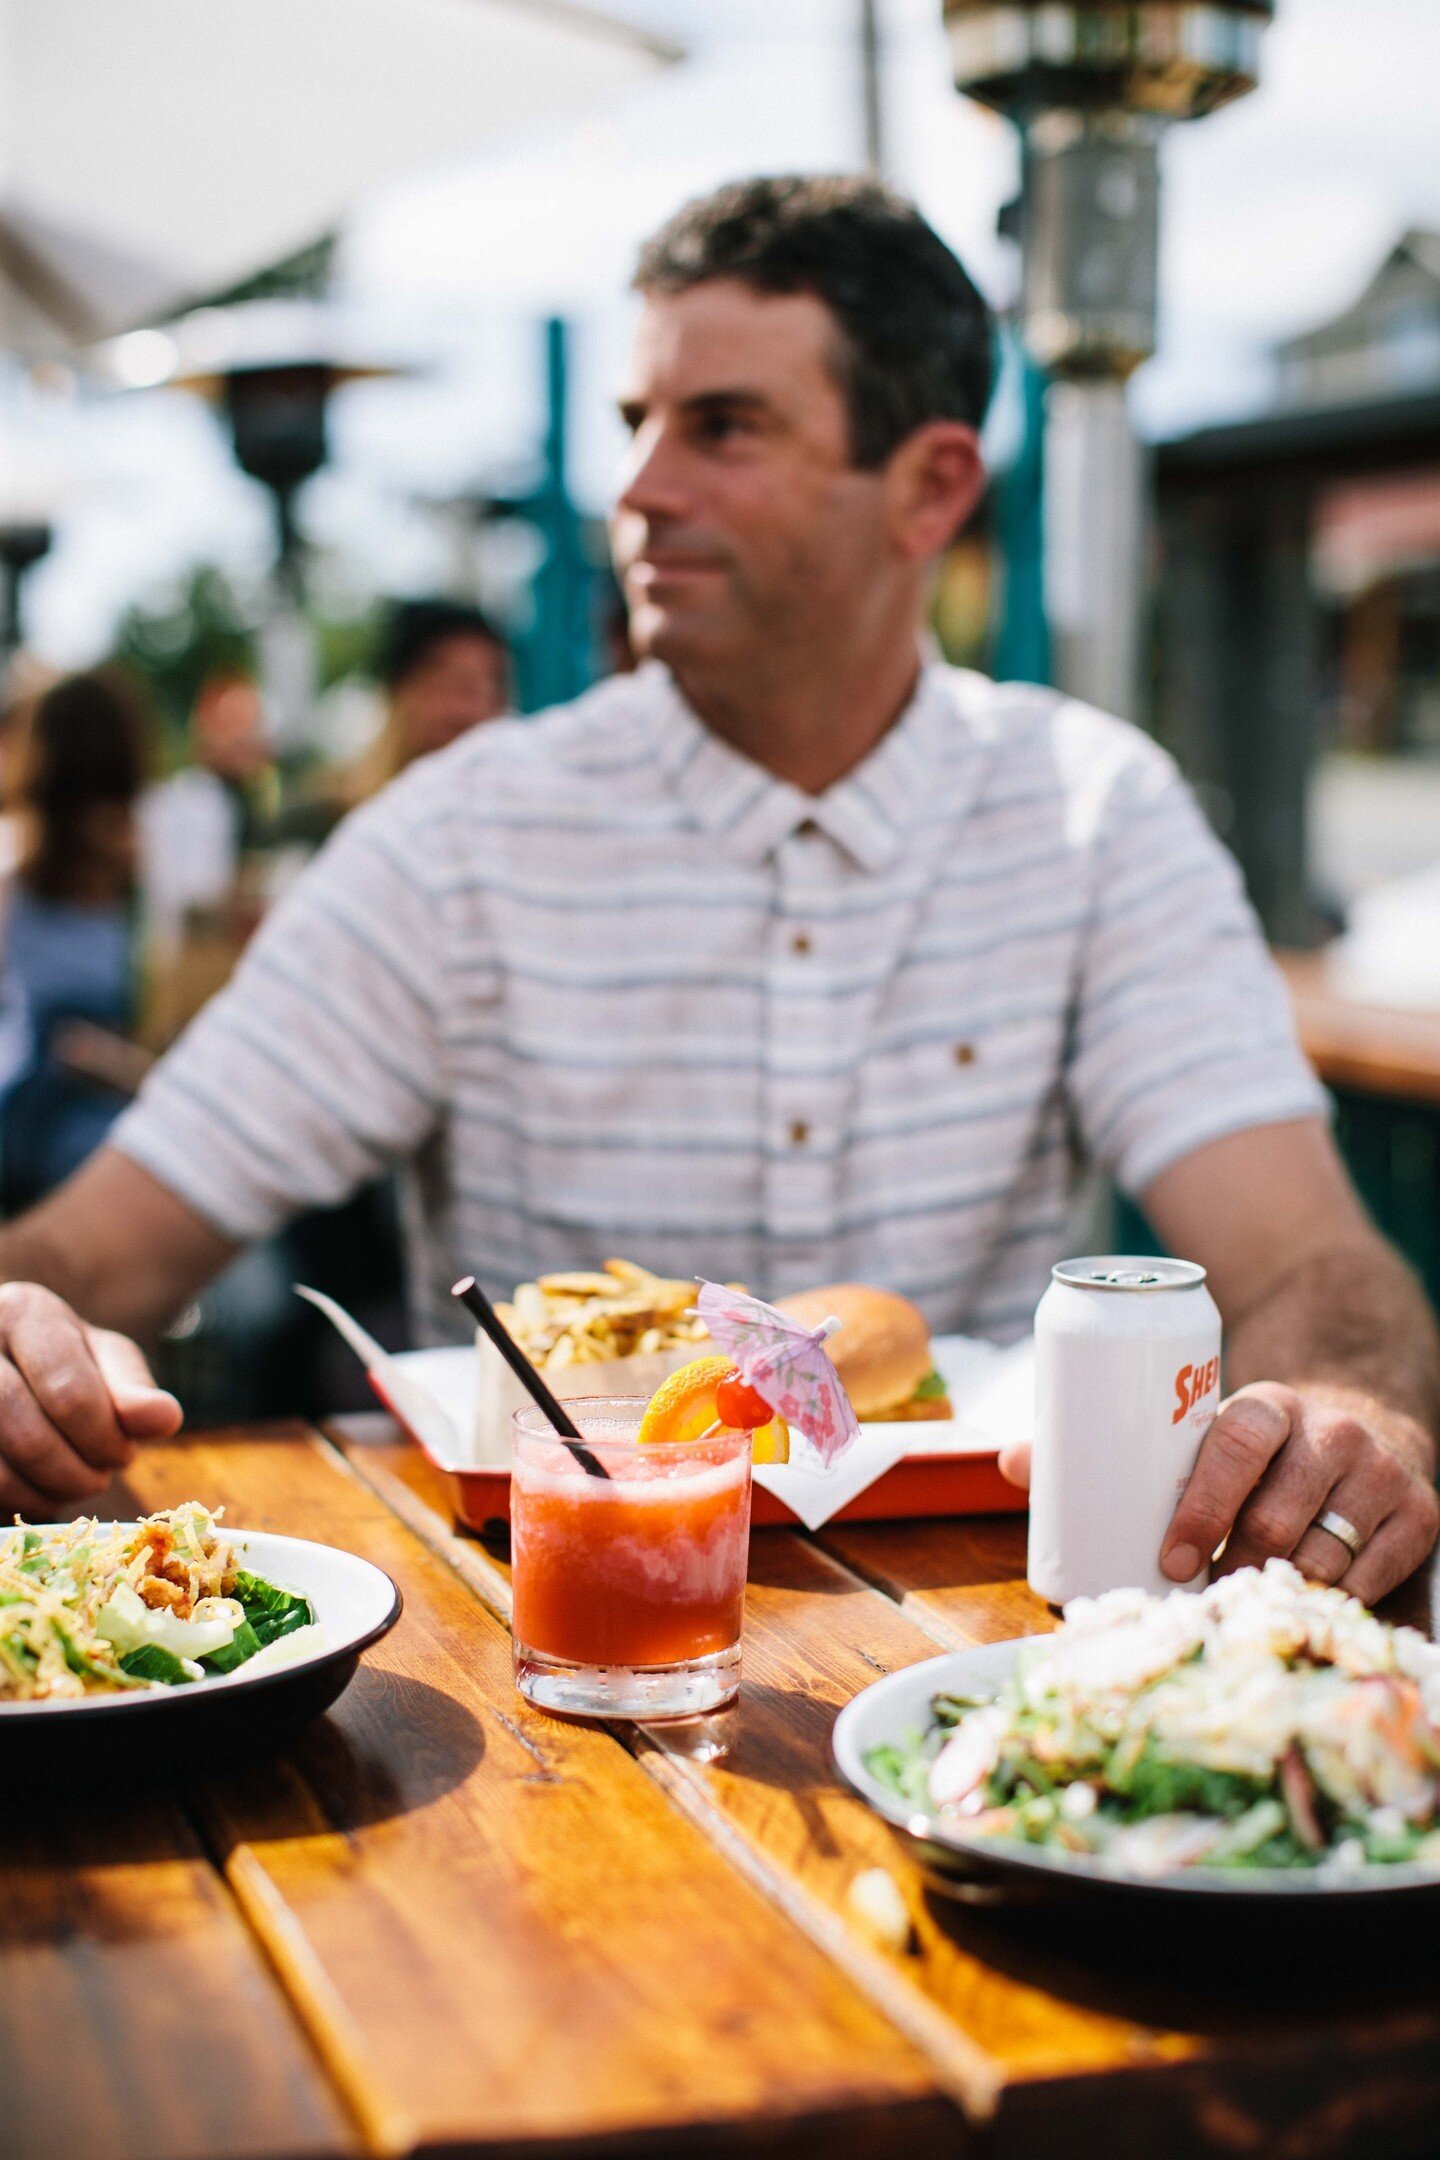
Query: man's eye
697 411 748 445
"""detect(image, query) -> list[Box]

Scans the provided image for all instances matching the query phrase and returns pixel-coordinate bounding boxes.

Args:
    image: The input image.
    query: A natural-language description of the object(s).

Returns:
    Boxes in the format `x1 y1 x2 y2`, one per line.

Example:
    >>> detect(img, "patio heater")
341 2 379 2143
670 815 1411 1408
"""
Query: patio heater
943 1 1274 719
140 306 403 748
221 363 331 601
0 522 52 660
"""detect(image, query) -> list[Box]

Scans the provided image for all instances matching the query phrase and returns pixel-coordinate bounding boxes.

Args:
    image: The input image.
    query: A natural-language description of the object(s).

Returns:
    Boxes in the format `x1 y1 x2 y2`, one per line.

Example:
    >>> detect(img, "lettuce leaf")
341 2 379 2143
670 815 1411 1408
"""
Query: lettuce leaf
864 1737 937 1809
200 1619 264 1674
231 1570 313 1648
119 1644 195 1686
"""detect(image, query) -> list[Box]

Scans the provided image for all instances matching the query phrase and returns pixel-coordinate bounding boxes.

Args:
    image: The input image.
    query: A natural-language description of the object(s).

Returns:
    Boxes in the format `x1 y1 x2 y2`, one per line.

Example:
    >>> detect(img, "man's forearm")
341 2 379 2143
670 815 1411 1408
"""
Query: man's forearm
0 1208 96 1317
1225 1237 1440 1477
0 1149 238 1344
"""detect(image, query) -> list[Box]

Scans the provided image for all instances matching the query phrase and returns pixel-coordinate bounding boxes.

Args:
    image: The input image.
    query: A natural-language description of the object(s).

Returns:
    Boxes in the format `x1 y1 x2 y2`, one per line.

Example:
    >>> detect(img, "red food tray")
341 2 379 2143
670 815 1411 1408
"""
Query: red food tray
435 1452 1023 1533
366 1358 1025 1533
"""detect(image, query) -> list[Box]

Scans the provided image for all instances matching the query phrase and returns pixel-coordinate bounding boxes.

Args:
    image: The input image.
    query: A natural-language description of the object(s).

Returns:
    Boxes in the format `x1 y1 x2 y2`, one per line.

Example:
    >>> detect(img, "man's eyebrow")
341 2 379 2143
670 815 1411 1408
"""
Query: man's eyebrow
682 388 773 419
616 387 775 429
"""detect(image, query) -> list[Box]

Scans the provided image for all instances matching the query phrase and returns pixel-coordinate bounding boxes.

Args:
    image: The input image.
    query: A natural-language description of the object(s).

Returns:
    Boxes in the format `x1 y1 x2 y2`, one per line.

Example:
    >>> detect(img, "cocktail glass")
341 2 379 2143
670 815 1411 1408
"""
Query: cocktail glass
510 1396 753 1719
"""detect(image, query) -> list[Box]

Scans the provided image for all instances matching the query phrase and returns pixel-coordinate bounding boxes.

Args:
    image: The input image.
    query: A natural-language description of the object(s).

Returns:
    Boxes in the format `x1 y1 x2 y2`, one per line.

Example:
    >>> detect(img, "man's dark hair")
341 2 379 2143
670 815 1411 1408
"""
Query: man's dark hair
634 175 994 469
378 599 507 690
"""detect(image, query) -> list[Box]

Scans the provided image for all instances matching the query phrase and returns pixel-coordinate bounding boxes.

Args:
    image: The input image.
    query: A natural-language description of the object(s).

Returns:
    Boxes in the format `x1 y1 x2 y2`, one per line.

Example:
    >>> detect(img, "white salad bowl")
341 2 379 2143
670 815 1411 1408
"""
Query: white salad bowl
0 1527 401 1773
834 1641 1440 1914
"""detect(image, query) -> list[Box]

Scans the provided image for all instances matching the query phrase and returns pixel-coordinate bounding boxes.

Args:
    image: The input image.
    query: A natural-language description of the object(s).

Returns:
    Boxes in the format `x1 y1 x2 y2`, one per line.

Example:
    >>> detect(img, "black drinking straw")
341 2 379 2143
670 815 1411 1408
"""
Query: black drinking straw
451 1275 609 1479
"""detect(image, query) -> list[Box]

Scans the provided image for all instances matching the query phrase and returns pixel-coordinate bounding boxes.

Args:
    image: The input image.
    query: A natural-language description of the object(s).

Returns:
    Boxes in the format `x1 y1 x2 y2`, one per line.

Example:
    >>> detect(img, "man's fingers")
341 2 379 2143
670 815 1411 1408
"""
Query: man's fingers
1 1289 136 1471
0 1363 110 1502
998 1437 1031 1490
88 1328 183 1439
1216 1412 1369 1578
1342 1484 1440 1607
1160 1384 1296 1583
1288 1464 1404 1587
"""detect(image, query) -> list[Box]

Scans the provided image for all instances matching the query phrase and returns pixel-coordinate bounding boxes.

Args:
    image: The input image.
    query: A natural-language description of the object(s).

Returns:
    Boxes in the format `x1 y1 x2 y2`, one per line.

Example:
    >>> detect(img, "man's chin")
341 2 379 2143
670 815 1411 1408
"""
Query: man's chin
629 605 734 677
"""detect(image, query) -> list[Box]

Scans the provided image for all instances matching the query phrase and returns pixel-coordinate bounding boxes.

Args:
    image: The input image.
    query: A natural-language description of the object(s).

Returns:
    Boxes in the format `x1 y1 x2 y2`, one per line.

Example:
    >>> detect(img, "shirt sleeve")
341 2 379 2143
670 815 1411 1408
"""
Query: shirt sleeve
112 789 448 1242
1066 730 1328 1200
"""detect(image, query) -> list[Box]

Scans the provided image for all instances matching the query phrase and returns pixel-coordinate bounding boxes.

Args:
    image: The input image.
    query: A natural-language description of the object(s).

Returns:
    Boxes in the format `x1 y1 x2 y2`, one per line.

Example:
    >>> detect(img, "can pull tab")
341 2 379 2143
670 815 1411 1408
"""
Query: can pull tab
1088 1269 1162 1288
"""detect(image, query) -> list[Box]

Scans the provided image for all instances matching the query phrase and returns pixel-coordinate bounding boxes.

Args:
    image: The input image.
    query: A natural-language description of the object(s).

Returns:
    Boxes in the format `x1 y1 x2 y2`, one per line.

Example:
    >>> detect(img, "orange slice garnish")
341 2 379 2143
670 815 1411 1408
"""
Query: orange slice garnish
749 1415 790 1465
638 1354 790 1462
637 1356 736 1446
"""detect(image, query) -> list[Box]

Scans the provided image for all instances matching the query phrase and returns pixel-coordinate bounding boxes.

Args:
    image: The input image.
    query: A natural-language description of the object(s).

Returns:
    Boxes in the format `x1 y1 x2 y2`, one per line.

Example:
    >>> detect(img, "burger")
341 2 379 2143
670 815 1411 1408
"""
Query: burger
775 1284 951 1423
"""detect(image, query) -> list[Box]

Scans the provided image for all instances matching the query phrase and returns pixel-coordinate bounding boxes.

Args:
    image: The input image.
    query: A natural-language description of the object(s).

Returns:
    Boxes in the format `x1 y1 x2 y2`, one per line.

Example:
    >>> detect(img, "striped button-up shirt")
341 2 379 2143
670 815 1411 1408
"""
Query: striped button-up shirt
114 661 1324 1343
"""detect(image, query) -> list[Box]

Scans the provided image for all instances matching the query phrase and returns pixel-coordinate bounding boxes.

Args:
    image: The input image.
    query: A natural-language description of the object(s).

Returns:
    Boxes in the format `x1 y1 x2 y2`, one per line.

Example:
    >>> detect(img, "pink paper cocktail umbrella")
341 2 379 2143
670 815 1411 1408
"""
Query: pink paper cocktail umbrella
695 1281 860 1467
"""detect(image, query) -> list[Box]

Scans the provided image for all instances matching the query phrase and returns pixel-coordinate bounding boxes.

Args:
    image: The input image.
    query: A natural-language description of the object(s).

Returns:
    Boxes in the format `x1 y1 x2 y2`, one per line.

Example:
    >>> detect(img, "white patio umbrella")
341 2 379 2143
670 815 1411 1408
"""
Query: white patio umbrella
0 0 677 356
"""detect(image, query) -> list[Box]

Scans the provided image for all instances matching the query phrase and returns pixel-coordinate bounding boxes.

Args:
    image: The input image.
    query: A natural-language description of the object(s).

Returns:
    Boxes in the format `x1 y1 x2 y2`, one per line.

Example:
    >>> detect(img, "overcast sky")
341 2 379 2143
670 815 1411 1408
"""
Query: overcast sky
13 0 1440 664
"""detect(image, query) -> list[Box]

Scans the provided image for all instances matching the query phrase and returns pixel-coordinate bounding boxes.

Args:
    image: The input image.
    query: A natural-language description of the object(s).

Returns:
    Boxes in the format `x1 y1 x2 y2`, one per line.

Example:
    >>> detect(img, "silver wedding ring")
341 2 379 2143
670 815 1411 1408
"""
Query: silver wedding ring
1315 1508 1366 1559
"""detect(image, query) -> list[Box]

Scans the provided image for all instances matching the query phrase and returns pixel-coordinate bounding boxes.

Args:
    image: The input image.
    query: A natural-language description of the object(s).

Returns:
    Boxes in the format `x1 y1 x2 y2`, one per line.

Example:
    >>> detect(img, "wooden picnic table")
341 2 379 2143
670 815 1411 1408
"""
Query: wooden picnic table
7 1418 1440 2160
1276 948 1440 1112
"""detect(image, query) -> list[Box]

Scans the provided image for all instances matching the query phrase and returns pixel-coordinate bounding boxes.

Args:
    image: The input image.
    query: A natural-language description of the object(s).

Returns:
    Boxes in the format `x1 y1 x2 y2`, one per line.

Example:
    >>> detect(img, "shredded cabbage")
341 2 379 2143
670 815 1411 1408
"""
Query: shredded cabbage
0 1506 312 1700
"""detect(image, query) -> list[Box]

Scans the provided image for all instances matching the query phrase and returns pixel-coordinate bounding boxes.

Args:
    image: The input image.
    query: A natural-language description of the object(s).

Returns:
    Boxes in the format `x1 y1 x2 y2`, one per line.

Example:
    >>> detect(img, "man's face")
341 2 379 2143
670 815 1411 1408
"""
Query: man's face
394 633 508 759
612 281 895 678
195 678 269 782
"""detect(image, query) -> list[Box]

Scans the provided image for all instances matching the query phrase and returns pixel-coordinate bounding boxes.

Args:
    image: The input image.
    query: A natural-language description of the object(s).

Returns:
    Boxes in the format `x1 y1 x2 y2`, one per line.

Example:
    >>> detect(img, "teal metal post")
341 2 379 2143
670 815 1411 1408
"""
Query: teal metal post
517 318 595 712
990 342 1051 688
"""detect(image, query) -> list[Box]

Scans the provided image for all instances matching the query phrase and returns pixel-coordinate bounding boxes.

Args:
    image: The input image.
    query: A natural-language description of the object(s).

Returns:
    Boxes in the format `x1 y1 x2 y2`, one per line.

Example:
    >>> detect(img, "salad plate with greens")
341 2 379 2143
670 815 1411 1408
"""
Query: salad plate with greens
0 1504 400 1753
833 1560 1440 1903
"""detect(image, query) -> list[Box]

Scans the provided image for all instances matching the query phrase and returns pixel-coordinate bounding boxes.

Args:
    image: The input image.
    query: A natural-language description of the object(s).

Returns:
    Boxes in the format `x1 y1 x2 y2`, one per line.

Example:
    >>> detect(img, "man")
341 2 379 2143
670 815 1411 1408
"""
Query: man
0 176 1435 1604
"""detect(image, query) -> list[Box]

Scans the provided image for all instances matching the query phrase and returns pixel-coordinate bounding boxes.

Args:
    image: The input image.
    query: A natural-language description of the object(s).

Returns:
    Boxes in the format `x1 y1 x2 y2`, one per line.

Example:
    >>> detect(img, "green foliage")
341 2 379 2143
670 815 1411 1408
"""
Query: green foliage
112 565 258 749
196 235 337 309
312 607 382 691
111 563 384 764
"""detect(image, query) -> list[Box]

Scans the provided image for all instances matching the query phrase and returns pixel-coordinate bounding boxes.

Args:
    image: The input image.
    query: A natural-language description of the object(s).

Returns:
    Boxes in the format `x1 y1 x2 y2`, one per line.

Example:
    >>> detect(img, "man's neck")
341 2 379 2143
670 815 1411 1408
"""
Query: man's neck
670 634 926 796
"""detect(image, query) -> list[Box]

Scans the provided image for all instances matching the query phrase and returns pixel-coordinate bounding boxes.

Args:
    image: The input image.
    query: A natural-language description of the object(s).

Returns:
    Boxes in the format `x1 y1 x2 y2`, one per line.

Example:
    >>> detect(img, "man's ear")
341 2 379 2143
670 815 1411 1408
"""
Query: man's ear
886 421 987 560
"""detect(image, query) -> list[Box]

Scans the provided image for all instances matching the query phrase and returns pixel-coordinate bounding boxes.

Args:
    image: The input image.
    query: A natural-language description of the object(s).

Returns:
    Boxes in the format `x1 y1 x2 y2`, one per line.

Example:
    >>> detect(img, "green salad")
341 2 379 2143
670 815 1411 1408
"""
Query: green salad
867 1560 1440 1875
0 1504 314 1700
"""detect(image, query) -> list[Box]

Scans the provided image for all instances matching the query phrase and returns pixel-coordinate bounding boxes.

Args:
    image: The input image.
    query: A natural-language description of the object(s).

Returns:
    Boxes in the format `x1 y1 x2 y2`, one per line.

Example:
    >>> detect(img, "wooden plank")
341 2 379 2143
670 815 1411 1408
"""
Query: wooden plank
335 1428 1440 2160
120 1429 958 2160
0 1790 354 2160
333 1438 1191 2086
814 1516 1048 1648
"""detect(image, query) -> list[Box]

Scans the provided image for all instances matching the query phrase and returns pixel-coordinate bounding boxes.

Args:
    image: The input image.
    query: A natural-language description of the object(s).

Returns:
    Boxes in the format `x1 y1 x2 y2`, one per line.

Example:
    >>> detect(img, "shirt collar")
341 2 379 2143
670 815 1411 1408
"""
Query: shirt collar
648 660 982 874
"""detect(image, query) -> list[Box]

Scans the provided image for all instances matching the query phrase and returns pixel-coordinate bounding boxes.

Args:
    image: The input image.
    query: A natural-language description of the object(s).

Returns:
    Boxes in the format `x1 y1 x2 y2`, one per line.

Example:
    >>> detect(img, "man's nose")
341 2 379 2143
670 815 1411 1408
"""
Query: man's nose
616 422 692 520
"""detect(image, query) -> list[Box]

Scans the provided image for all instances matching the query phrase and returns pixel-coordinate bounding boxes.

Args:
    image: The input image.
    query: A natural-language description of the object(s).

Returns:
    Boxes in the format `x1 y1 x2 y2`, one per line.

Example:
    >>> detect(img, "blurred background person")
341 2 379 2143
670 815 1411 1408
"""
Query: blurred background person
0 658 54 881
140 668 275 945
337 598 510 811
0 669 152 1213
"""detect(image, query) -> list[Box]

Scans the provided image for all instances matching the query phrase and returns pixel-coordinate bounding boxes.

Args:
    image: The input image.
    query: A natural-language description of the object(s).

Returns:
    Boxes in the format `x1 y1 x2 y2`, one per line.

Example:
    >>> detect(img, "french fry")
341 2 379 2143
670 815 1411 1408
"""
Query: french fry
496 1257 711 1371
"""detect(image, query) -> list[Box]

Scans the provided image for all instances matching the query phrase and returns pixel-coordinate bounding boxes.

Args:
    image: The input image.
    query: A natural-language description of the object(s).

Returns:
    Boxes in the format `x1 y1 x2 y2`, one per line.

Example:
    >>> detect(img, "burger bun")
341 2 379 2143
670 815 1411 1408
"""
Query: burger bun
774 1283 944 1422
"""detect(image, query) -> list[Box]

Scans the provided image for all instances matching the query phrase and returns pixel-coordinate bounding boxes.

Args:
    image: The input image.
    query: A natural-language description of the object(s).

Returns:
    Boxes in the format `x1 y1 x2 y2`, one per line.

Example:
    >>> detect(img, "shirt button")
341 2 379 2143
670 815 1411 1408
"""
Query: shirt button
796 819 820 839
953 1042 976 1066
791 931 812 956
788 1119 810 1146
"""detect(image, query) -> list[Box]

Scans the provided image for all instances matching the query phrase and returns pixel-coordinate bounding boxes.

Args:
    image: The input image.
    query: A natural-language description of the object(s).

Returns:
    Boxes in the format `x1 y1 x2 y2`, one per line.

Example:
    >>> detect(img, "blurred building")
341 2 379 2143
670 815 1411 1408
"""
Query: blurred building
1276 230 1440 412
1152 230 1440 939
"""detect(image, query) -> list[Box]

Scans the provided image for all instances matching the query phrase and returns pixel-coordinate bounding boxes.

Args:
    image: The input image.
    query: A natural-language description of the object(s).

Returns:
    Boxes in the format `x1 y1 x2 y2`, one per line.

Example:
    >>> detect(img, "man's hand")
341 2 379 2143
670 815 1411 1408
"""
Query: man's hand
1156 1383 1440 1606
0 1283 182 1518
998 1382 1440 1604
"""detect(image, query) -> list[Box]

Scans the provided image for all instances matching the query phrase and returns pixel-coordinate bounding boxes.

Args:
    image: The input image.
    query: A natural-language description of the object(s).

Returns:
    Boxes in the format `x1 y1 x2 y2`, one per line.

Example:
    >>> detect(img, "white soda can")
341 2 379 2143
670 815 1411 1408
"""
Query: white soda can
1028 1256 1222 1605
